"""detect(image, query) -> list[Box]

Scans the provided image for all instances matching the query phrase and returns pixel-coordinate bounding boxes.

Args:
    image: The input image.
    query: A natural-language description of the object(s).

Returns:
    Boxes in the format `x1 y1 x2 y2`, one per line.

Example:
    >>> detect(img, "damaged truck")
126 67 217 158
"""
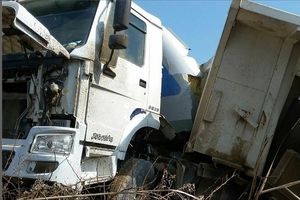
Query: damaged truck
2 0 300 199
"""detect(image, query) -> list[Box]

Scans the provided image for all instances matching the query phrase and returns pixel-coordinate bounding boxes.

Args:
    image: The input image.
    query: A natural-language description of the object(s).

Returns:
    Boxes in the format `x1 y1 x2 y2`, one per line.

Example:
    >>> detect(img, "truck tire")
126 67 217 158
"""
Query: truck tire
110 158 155 200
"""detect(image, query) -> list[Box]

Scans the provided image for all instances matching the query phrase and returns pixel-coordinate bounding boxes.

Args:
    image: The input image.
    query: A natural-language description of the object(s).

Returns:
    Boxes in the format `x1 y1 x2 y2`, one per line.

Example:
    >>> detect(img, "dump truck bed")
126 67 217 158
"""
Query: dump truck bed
187 0 300 176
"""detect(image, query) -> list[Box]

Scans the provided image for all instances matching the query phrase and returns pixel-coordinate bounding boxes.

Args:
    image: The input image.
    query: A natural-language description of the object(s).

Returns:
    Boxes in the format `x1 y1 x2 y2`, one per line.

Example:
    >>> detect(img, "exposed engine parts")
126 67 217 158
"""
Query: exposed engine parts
3 53 71 139
25 63 68 124
48 82 60 105
43 66 67 114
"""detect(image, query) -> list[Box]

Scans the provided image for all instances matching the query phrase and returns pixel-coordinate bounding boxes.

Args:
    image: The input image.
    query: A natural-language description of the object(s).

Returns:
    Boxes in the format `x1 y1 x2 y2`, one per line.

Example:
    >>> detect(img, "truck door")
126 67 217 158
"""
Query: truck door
84 6 162 153
85 13 148 148
188 0 300 175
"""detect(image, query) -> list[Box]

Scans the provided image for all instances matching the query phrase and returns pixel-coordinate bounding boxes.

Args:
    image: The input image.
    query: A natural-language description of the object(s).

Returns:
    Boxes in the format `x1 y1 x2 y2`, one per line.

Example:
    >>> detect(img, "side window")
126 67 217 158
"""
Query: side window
119 14 146 66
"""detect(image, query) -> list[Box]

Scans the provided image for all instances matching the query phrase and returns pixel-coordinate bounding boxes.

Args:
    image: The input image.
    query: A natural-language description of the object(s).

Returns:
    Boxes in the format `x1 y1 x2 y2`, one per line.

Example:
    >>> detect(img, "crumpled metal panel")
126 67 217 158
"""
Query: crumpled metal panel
2 1 69 58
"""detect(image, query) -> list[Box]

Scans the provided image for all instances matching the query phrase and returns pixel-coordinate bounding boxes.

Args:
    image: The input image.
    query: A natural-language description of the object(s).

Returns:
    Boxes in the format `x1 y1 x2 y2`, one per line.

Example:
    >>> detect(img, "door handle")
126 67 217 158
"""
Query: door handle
139 79 146 88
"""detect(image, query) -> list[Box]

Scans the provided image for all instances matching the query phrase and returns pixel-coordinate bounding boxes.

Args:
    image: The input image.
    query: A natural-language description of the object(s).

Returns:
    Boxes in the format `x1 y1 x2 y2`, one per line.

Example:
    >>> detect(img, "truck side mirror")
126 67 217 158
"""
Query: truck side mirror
113 0 131 31
109 34 128 49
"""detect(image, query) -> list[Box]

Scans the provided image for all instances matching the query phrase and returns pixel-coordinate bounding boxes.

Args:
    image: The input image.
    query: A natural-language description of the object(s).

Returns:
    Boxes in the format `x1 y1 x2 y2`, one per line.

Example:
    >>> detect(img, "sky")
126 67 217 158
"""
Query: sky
135 0 300 64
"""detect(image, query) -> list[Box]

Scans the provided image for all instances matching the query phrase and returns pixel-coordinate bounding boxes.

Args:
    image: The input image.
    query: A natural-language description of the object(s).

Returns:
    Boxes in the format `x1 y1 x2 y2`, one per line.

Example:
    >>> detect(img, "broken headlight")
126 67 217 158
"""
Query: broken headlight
31 134 74 155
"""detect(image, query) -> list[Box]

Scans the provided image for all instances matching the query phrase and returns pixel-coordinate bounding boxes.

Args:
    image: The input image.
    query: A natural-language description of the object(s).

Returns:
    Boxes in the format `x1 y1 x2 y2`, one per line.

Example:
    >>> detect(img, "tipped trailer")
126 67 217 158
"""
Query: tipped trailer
186 1 300 199
157 1 300 199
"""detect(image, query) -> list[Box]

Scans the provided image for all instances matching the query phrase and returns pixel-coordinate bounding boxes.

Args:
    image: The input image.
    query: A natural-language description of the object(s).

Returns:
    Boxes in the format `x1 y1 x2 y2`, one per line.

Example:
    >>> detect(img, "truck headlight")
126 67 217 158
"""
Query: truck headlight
31 134 74 155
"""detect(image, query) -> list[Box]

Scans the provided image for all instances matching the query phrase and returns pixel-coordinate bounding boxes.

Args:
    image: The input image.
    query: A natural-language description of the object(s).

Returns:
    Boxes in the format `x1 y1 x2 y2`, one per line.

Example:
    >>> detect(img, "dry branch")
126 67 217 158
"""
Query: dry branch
205 171 236 200
260 180 300 194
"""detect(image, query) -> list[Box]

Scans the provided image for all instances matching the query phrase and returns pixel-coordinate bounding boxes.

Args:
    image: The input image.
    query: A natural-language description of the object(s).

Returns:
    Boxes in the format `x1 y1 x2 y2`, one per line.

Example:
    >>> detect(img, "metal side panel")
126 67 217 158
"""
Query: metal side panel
188 0 300 174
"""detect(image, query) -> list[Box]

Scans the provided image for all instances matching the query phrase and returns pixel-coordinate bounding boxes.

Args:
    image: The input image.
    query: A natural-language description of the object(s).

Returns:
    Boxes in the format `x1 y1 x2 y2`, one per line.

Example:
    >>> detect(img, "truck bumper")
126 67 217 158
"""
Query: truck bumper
2 126 83 186
3 126 118 187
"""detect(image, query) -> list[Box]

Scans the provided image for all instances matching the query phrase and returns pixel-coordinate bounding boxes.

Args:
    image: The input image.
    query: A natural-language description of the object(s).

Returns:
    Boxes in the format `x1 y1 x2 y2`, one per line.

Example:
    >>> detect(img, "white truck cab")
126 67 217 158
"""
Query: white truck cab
2 0 164 186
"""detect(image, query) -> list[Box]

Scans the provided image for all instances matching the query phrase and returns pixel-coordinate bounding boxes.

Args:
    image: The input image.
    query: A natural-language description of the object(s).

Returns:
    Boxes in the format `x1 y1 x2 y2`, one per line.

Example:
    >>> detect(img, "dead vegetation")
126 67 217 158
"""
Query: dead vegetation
2 169 241 200
3 178 81 200
19 180 81 200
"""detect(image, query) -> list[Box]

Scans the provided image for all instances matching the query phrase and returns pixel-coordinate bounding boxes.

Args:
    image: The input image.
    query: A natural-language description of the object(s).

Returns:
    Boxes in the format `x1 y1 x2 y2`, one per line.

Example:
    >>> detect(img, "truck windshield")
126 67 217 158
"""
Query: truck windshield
21 0 99 50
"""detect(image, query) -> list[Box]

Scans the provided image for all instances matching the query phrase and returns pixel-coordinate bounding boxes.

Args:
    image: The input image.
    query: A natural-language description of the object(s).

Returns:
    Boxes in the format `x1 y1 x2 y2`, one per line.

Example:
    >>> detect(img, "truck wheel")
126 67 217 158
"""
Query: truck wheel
110 158 155 200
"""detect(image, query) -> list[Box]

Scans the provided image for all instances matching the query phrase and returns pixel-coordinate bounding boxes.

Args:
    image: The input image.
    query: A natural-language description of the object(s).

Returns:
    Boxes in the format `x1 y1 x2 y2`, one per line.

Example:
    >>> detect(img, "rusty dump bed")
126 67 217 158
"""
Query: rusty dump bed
187 0 300 176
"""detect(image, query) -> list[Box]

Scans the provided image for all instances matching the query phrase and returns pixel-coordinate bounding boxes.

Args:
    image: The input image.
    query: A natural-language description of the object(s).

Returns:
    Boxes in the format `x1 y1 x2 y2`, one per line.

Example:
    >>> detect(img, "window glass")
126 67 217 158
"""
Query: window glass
119 15 146 66
21 0 98 49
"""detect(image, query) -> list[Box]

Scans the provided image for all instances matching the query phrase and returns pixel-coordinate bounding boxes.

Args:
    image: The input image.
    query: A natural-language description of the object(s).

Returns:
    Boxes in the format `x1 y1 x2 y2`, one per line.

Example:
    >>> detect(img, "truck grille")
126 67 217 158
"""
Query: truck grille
2 150 15 170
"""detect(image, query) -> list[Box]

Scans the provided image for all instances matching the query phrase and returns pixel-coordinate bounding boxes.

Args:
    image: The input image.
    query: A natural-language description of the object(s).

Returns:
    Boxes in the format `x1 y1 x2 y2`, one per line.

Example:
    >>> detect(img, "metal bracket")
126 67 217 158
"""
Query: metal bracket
234 105 258 128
